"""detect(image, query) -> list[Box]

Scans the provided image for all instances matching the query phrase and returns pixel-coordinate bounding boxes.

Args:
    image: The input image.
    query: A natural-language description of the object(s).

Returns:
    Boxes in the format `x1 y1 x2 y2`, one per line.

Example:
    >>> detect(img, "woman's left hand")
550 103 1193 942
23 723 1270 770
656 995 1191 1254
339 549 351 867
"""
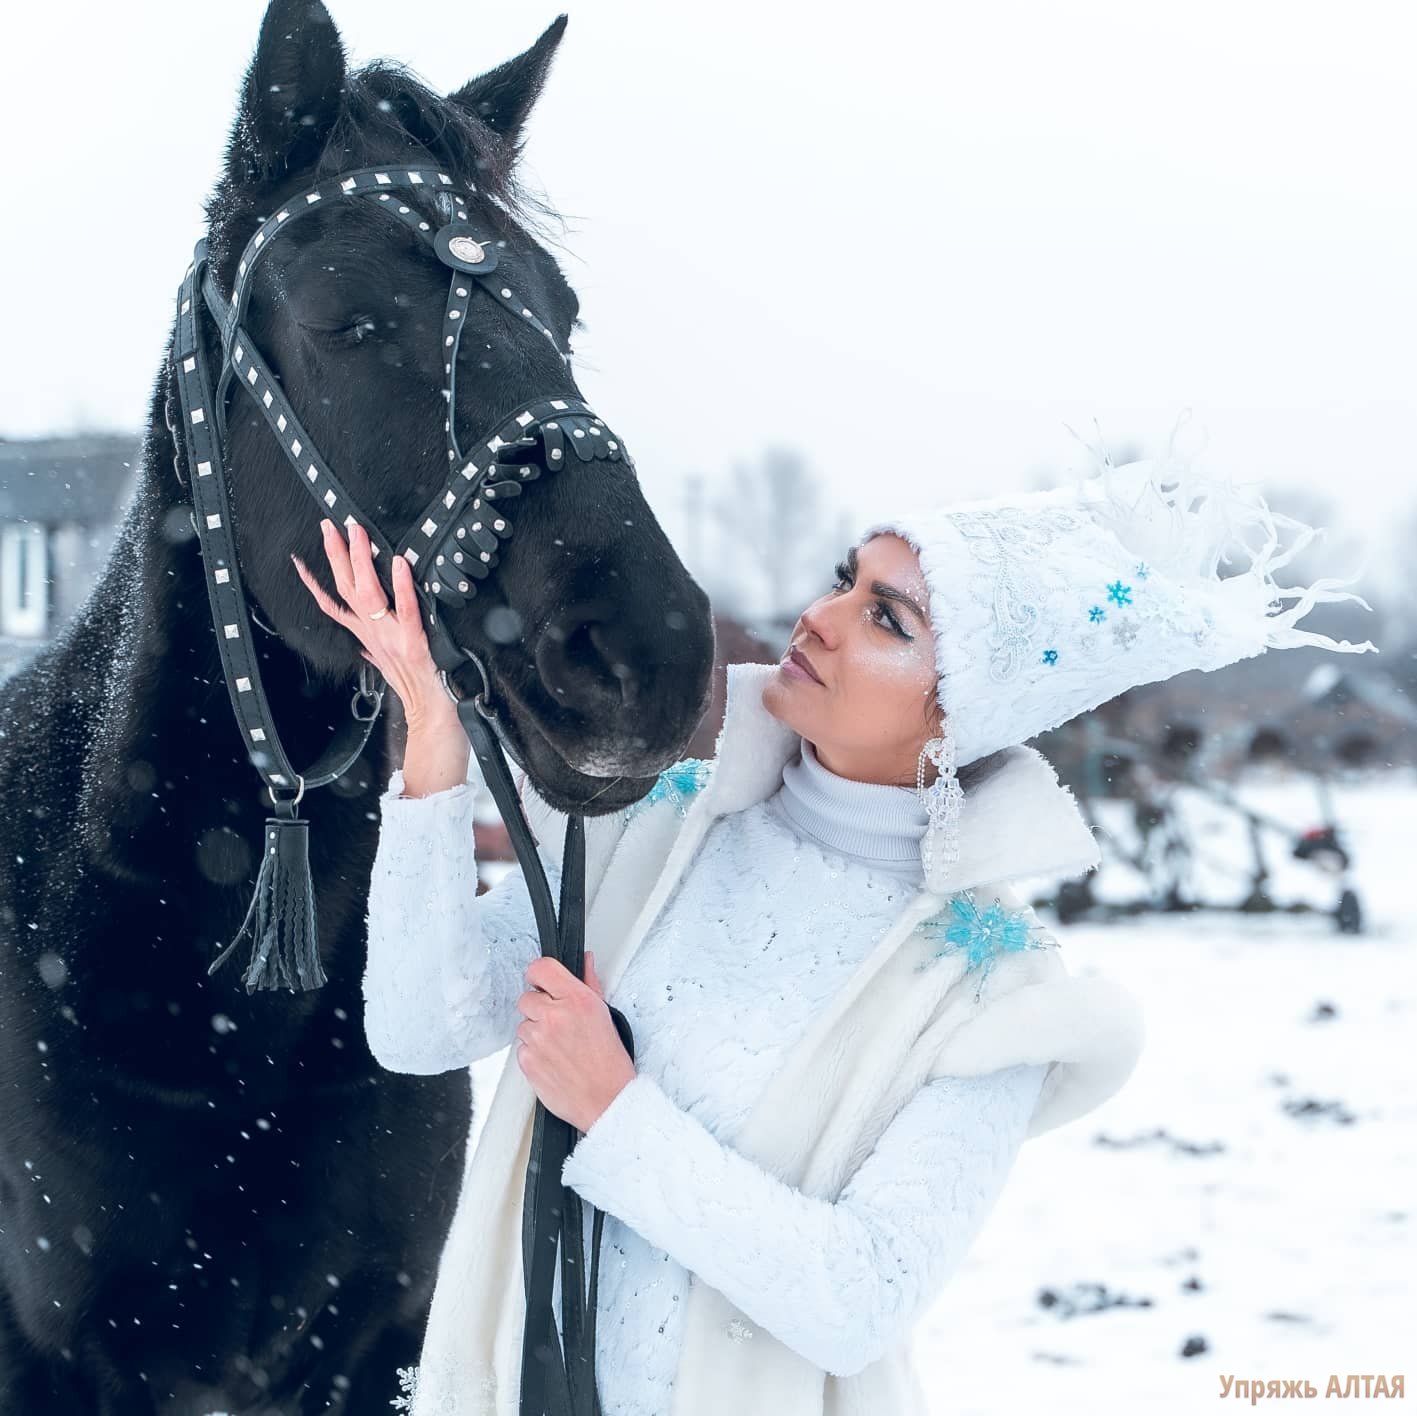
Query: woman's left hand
515 951 637 1134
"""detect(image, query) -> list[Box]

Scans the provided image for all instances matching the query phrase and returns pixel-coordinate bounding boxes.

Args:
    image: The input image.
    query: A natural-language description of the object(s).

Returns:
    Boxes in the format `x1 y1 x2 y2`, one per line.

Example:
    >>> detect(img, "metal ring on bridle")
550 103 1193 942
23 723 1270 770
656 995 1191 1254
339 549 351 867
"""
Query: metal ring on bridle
268 775 306 808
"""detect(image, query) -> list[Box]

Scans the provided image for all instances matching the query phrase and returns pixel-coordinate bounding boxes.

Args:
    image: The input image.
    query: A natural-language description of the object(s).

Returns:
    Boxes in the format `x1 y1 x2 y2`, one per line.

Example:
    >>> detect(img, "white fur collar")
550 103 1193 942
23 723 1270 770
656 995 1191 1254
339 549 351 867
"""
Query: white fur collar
695 662 1101 895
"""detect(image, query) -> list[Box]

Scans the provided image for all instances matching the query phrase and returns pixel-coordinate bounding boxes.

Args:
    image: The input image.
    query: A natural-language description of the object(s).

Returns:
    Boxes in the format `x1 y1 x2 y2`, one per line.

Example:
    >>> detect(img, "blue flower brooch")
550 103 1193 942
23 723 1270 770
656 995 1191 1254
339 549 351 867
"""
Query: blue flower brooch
915 889 1059 1001
623 757 715 823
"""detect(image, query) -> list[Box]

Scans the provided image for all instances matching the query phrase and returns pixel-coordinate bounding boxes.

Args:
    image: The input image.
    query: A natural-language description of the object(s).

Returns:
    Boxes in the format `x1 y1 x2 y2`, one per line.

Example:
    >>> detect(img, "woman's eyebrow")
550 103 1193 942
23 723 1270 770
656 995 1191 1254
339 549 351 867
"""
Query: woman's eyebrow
846 545 928 624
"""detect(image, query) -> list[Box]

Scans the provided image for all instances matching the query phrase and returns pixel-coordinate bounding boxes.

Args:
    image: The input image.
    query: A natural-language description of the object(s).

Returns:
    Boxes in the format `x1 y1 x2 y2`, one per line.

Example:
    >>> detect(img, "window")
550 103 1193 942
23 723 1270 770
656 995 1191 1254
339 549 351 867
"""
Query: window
1 522 50 638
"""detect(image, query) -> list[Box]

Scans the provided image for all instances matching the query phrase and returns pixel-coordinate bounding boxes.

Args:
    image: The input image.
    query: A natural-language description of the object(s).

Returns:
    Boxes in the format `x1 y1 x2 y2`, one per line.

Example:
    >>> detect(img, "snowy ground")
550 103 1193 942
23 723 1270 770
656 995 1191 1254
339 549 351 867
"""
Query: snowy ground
469 772 1415 1412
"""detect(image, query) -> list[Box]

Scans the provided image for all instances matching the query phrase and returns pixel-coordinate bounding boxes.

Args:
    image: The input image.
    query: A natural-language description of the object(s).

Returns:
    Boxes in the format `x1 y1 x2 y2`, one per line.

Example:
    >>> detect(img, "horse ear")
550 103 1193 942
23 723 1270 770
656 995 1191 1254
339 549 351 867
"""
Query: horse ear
226 0 347 187
448 15 568 148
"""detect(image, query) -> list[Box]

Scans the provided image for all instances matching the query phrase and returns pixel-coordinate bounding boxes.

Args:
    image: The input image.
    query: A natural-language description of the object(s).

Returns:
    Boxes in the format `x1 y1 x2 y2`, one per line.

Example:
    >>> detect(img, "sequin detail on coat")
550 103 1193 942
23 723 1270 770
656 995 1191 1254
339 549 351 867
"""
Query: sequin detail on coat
915 889 1060 1000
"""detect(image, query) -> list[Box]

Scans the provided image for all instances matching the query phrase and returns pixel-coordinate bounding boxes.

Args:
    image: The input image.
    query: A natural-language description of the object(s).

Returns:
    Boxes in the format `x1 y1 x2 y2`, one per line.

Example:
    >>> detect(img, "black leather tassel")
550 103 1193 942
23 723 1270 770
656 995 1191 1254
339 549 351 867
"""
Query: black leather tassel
208 807 326 992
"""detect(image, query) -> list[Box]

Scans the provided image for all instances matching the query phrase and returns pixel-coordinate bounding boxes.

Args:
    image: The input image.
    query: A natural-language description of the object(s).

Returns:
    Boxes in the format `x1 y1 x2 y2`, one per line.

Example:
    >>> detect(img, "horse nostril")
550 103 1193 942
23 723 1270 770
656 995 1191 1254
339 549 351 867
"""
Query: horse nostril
588 624 639 708
536 601 641 712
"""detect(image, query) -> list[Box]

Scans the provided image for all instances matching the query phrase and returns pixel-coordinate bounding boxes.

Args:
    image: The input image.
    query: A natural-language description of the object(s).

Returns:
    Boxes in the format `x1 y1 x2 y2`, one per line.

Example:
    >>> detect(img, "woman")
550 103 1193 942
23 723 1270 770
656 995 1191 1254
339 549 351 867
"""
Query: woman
294 421 1373 1416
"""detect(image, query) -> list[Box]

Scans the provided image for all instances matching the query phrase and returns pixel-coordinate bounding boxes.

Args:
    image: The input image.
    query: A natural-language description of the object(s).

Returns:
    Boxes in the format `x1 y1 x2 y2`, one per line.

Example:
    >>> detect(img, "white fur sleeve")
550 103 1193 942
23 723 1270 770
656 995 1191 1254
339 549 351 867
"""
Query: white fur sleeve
560 1061 1047 1377
362 767 557 1074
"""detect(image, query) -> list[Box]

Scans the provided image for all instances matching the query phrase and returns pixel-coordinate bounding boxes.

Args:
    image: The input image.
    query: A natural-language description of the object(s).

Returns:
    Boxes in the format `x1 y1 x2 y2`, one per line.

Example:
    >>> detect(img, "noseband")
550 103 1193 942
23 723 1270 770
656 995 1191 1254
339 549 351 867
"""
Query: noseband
168 161 634 1416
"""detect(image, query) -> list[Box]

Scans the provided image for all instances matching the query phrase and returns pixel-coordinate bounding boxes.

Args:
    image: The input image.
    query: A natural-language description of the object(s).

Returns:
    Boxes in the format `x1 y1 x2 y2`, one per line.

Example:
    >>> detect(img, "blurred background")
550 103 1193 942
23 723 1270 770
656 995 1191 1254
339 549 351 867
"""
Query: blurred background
2 1 1412 1411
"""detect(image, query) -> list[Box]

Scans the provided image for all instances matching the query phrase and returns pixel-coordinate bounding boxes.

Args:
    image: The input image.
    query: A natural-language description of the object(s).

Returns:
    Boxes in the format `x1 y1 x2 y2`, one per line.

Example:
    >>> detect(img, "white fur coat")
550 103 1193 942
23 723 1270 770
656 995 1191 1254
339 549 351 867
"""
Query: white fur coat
400 661 1145 1416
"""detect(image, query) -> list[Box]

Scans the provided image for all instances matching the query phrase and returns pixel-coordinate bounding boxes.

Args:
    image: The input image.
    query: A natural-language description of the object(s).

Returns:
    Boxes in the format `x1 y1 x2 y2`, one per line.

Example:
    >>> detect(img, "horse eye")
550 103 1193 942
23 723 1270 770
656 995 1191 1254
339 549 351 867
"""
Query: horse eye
349 316 378 344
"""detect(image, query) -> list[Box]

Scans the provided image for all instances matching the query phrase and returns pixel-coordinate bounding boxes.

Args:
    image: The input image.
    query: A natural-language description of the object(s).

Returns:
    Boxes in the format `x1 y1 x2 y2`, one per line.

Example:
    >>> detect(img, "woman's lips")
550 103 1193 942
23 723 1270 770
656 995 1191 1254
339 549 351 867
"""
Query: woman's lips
780 647 823 685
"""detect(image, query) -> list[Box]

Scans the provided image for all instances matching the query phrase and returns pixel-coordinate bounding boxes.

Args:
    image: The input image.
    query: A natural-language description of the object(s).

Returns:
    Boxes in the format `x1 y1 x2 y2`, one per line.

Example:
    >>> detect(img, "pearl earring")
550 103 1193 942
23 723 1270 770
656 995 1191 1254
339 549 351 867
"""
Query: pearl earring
916 717 964 884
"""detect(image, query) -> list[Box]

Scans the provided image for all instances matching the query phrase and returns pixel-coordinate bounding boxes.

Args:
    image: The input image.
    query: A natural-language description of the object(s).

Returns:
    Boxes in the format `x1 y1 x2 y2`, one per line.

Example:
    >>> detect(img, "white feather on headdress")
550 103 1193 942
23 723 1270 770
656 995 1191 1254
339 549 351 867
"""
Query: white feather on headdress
1067 407 1377 659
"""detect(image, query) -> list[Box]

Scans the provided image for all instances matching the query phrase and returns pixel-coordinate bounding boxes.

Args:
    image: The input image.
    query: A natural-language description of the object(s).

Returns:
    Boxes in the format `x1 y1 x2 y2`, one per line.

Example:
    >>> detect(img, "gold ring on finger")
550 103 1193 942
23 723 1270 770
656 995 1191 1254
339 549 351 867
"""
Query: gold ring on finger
367 608 389 621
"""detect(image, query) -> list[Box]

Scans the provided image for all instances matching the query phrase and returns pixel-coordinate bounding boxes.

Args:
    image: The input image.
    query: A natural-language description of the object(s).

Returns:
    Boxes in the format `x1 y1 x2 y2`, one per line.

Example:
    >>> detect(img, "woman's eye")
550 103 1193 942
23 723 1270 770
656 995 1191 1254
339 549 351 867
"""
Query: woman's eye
874 604 909 638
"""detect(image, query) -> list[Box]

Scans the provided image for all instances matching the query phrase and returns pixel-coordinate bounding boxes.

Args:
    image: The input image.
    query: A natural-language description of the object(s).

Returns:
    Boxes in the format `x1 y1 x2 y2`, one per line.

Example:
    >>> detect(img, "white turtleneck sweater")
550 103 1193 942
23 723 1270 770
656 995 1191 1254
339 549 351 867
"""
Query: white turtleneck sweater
366 740 1047 1415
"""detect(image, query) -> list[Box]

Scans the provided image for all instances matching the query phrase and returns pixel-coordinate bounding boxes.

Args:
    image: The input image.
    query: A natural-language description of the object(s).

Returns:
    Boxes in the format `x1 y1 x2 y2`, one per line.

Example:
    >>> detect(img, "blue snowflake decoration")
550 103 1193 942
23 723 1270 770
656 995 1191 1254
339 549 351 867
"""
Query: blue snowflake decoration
1088 605 1106 624
1041 648 1059 666
1106 579 1133 607
914 890 1058 999
1135 561 1151 580
624 757 714 822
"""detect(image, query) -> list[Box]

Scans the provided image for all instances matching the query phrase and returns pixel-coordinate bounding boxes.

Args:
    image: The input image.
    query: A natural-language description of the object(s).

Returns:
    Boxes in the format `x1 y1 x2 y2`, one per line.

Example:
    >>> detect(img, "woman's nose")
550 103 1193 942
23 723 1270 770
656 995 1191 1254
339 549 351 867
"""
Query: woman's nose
798 596 839 649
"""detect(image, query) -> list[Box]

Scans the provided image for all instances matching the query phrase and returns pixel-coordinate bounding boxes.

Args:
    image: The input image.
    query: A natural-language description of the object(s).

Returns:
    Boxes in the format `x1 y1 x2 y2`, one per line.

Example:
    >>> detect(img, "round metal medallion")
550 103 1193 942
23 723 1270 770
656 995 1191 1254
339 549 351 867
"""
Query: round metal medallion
447 235 487 266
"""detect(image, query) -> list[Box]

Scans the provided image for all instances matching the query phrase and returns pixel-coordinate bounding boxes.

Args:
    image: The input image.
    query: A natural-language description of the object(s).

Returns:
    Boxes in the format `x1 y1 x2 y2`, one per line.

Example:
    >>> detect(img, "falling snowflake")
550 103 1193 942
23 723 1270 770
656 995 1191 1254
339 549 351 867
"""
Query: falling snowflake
915 890 1058 998
1041 648 1059 666
1135 562 1151 579
1106 579 1133 607
624 757 714 822
1088 605 1106 624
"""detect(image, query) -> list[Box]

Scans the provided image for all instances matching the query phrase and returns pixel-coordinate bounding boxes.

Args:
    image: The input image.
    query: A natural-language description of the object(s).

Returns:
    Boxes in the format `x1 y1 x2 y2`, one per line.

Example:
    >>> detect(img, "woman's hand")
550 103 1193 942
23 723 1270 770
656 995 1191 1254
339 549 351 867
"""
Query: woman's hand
291 518 452 729
292 518 470 796
515 951 636 1134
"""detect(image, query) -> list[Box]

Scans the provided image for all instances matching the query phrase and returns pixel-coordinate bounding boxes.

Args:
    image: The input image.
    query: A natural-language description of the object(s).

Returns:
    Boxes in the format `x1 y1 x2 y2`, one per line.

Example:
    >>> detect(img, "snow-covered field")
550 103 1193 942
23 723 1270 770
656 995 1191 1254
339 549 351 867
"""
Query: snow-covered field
469 773 1415 1412
920 773 1415 1412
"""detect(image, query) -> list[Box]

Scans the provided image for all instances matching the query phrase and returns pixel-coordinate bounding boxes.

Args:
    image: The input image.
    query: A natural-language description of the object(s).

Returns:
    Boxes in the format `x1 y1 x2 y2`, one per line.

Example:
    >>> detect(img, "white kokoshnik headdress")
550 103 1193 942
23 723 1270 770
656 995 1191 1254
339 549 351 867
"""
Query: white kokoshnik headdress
862 409 1379 886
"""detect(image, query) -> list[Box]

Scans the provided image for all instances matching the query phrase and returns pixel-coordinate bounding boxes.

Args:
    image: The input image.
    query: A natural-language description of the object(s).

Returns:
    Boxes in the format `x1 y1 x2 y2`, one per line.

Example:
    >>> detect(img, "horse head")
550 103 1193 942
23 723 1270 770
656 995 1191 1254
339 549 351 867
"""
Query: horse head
195 0 715 816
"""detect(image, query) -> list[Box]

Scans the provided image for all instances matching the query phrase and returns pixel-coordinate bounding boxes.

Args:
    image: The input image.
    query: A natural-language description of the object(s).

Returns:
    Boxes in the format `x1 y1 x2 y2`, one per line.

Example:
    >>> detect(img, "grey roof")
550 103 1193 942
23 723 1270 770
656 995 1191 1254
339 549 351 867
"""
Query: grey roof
0 432 143 524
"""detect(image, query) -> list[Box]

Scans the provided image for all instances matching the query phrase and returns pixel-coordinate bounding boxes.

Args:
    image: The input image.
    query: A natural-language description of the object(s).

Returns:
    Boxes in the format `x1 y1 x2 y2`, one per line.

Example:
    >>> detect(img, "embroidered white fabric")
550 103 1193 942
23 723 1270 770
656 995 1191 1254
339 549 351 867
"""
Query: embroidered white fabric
368 770 1045 1413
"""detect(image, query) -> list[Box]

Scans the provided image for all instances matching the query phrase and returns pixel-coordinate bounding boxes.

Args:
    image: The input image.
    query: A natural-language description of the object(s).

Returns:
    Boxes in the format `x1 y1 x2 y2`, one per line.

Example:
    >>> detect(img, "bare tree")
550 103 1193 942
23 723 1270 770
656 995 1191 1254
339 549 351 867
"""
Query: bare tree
704 446 848 620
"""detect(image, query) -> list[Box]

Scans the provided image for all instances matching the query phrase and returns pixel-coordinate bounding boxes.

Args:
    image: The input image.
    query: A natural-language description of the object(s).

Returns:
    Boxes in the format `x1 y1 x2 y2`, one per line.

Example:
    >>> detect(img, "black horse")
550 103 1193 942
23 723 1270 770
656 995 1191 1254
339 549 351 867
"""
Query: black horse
0 3 714 1411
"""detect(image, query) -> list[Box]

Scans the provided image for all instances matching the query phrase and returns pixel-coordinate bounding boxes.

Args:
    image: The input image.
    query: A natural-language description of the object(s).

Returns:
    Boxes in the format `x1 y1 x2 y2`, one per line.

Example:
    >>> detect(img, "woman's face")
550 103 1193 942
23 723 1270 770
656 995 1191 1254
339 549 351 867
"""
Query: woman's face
761 532 941 786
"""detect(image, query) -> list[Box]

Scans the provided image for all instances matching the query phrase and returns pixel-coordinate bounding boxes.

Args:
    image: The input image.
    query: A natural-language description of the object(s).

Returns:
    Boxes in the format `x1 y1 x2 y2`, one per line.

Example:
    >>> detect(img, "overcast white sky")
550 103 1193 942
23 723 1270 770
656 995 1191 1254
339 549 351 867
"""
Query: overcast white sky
2 0 1412 571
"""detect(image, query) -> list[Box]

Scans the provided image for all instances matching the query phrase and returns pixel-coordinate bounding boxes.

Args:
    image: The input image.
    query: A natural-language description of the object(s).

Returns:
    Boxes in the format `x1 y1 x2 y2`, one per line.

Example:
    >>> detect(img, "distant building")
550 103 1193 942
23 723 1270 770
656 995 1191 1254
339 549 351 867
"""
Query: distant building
0 432 141 677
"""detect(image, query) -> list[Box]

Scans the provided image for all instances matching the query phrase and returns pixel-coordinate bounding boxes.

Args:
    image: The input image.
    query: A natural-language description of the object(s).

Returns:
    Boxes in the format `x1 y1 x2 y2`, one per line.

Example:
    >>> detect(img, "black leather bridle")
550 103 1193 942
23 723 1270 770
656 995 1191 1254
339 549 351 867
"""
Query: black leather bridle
167 160 634 1416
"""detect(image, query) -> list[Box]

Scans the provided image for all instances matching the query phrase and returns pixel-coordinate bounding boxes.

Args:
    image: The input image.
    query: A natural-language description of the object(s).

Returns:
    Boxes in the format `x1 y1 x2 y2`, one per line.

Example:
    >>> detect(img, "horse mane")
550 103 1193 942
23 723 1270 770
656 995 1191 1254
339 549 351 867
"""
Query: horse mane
203 59 566 270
